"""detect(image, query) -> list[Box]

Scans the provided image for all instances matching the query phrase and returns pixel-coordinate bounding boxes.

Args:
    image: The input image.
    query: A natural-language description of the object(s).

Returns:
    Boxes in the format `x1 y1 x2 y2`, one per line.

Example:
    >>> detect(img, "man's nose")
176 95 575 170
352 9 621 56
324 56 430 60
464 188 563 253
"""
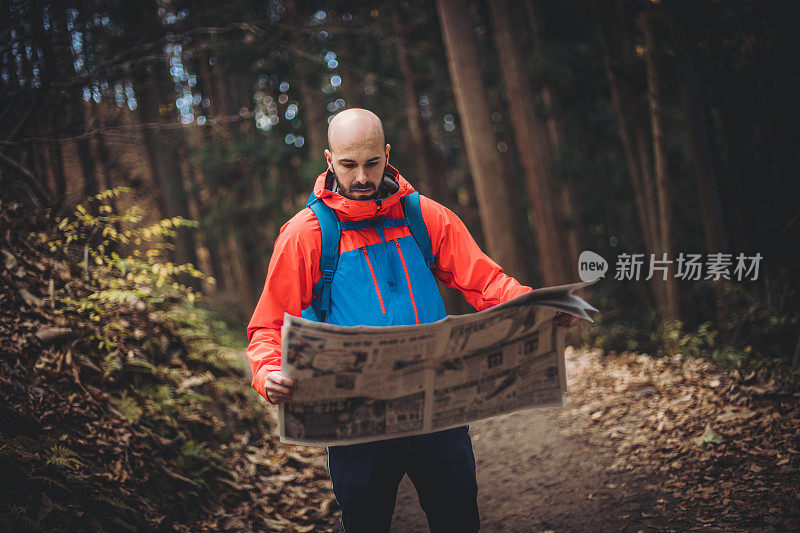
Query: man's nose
355 168 369 183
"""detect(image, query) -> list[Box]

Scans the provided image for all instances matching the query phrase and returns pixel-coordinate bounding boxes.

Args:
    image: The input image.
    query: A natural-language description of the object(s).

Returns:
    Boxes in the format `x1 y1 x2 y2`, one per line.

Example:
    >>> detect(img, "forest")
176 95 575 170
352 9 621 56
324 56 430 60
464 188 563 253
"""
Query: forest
1 0 798 530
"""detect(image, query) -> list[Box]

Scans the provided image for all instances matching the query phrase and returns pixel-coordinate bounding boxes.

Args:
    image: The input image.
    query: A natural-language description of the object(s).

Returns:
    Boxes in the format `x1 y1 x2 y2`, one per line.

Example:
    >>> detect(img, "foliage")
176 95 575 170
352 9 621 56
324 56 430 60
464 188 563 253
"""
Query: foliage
585 278 800 386
0 195 271 530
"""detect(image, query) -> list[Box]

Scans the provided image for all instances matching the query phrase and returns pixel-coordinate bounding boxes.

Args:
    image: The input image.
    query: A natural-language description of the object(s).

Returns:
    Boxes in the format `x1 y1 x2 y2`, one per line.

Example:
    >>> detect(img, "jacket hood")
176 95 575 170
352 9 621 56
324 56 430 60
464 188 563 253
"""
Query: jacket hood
312 164 415 221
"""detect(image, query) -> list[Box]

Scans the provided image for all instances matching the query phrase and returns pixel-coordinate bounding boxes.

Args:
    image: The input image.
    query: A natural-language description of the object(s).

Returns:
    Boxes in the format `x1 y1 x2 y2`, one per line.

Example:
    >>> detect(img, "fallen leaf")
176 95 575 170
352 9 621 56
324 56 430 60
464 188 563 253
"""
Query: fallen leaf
35 326 72 344
716 407 757 423
695 425 724 447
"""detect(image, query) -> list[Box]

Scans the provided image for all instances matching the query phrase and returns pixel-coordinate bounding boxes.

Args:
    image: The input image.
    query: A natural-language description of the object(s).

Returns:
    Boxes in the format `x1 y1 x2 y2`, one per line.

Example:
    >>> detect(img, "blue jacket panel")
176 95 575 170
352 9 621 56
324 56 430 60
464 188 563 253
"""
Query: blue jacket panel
302 234 446 327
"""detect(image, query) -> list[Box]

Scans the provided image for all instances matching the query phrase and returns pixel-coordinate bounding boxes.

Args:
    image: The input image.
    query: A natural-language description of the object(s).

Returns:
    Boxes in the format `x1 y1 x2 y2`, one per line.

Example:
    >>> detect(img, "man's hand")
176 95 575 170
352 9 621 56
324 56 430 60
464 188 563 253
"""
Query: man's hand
554 312 580 329
265 371 298 405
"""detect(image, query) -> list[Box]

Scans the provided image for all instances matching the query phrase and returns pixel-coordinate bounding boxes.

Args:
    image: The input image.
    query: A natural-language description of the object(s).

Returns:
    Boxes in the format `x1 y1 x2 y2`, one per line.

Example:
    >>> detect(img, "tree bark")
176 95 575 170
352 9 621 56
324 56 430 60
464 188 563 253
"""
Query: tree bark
391 0 449 203
595 0 659 258
334 34 363 109
48 115 67 205
667 5 730 332
673 29 727 256
523 0 582 272
595 0 671 318
182 116 229 292
130 1 199 273
434 0 530 282
72 7 101 199
641 9 679 321
296 71 328 160
69 93 101 198
489 0 568 285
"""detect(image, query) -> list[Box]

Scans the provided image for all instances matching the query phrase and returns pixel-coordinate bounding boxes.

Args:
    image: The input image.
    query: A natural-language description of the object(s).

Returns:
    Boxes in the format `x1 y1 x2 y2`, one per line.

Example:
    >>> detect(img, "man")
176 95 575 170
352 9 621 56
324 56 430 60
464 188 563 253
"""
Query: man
247 108 578 532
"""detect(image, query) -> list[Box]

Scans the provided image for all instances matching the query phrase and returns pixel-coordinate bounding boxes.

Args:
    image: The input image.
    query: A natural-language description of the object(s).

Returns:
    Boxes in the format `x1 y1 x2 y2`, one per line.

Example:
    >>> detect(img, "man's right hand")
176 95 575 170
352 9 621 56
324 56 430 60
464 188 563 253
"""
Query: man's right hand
265 371 298 405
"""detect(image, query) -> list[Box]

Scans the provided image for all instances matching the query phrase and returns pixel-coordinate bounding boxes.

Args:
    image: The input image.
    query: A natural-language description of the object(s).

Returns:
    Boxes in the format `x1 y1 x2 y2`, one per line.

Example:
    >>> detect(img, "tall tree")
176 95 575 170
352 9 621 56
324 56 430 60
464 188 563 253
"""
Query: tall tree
434 0 530 282
595 0 668 316
127 0 198 271
523 0 582 271
594 0 657 252
66 6 100 198
641 8 679 321
668 10 728 257
390 0 448 203
489 0 568 285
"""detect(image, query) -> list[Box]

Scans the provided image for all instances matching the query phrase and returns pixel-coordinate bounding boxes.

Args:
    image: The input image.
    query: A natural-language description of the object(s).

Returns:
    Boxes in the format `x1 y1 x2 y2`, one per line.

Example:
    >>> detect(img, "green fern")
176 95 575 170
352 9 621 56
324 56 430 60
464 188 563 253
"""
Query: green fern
100 351 122 377
45 446 84 471
111 393 142 423
124 356 157 374
90 492 138 520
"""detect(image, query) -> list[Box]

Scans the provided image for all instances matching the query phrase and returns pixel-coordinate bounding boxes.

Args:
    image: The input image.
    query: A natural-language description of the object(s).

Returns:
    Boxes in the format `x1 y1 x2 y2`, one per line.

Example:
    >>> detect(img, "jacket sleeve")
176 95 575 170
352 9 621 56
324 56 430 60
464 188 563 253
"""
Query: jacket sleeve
245 209 320 400
419 196 531 310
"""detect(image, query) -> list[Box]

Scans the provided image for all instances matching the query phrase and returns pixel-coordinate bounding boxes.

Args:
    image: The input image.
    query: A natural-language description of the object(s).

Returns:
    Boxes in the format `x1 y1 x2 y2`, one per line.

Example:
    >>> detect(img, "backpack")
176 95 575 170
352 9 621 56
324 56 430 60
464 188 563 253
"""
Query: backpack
305 191 434 322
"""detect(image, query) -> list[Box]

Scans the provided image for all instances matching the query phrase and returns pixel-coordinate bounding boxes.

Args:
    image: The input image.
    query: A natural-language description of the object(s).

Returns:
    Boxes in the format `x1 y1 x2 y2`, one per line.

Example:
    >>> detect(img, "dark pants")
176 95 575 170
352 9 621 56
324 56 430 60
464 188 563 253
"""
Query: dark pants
327 426 479 533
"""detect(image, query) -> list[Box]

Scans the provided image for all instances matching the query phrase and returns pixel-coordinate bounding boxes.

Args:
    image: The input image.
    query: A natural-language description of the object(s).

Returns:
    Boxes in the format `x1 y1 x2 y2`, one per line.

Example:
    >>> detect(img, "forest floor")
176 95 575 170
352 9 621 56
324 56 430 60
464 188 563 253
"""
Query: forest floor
272 347 800 532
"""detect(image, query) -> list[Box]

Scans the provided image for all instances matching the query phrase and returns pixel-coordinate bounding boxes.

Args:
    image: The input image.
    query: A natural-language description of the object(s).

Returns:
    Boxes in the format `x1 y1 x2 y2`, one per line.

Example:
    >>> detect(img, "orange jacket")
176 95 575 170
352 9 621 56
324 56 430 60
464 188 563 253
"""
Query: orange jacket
246 166 530 400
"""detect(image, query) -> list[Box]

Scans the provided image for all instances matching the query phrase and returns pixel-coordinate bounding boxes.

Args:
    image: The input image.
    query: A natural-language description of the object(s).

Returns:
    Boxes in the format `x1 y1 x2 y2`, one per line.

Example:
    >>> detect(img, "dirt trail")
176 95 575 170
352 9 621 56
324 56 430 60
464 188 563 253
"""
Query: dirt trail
391 409 665 532
391 385 666 530
388 348 799 532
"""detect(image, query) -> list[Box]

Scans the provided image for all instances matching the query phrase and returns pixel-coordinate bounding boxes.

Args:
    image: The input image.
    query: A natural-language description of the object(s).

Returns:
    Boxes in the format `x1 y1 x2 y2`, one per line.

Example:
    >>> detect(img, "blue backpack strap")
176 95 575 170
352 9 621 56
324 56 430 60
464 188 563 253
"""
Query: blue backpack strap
306 193 340 321
402 192 435 269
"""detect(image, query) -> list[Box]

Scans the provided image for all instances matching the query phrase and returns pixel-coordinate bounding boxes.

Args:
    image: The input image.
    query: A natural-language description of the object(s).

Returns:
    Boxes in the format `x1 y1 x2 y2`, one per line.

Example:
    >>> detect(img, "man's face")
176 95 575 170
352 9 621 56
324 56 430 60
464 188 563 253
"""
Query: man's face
325 140 391 200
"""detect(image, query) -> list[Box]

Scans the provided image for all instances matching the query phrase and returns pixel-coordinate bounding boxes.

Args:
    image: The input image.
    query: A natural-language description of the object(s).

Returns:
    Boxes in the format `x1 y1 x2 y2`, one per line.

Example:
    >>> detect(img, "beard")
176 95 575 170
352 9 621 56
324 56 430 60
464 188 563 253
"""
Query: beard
334 174 381 200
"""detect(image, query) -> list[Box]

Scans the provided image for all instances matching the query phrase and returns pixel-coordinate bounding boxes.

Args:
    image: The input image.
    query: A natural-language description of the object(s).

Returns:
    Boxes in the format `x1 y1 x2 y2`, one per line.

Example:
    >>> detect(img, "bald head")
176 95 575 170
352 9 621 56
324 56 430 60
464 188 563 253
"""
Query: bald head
327 108 385 152
324 108 391 200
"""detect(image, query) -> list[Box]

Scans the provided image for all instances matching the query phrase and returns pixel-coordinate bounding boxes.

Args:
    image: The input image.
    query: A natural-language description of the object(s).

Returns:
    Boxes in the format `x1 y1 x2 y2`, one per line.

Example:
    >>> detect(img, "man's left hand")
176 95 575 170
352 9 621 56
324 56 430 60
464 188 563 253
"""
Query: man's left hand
554 312 580 328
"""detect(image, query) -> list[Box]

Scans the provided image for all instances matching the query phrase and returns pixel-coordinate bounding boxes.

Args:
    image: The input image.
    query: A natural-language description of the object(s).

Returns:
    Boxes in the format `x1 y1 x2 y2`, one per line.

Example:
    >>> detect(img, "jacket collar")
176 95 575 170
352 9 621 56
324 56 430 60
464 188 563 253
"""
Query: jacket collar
312 164 415 221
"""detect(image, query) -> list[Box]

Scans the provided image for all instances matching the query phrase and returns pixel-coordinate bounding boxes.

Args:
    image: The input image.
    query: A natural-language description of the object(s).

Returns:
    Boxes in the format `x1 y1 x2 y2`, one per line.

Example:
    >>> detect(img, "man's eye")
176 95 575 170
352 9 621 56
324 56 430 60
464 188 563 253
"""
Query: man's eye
342 163 356 169
366 161 378 167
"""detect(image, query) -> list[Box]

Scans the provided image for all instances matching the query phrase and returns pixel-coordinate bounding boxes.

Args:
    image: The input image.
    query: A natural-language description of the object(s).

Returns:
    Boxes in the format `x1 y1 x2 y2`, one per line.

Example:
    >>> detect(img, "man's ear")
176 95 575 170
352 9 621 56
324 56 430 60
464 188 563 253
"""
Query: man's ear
324 149 333 171
385 143 391 161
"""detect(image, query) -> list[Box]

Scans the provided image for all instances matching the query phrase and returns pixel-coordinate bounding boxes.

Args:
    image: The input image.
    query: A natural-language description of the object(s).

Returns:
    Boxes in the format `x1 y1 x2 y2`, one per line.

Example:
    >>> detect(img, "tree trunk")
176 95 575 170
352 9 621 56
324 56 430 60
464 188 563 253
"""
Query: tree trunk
197 42 261 295
70 94 100 198
673 32 727 256
595 1 659 258
194 46 234 292
296 71 328 160
595 0 670 317
524 0 582 272
72 7 101 199
182 118 229 292
489 0 568 286
668 5 730 332
48 116 67 205
641 10 679 321
53 6 99 199
392 0 463 314
391 0 448 203
134 64 199 272
434 0 530 282
335 35 363 109
92 105 116 192
208 49 234 141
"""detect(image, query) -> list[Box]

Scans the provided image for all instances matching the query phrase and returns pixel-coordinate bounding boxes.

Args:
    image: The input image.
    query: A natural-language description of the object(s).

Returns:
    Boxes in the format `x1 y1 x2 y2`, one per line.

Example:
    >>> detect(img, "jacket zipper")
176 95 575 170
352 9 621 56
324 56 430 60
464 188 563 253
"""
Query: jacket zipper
362 247 386 314
394 239 420 324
